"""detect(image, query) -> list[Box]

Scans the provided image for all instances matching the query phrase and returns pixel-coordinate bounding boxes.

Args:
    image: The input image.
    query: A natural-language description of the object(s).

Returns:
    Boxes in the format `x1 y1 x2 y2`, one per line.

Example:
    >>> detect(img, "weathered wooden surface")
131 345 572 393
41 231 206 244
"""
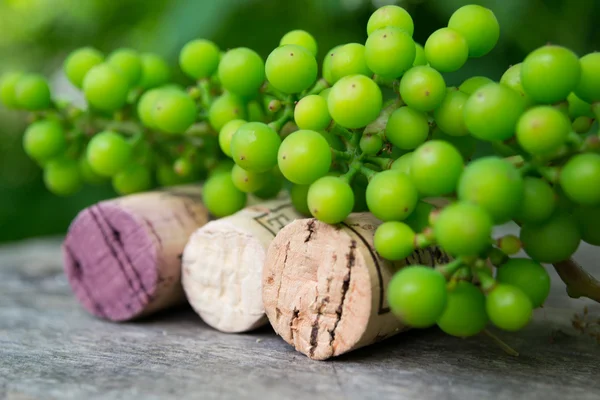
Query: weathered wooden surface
1 226 600 400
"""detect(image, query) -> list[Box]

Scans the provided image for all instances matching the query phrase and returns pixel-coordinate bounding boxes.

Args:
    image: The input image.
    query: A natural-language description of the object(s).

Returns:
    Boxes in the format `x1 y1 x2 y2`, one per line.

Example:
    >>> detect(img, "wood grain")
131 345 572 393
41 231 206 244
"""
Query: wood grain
1 224 600 400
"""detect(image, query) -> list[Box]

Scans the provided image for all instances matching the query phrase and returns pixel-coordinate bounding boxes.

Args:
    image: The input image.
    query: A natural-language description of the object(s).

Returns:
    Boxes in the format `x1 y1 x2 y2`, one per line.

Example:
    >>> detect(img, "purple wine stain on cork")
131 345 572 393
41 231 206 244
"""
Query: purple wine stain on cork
63 203 159 321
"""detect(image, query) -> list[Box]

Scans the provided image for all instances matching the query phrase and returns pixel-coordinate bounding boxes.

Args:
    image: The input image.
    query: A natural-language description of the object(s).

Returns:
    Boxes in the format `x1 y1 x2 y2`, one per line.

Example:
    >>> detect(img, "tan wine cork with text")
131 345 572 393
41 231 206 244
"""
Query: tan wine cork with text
63 186 209 321
182 198 302 333
262 213 450 360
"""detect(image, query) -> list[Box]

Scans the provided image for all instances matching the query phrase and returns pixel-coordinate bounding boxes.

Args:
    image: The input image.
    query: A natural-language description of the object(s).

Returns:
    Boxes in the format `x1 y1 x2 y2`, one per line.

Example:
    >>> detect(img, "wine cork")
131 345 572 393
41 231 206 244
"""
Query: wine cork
262 213 450 360
182 199 302 333
62 186 208 322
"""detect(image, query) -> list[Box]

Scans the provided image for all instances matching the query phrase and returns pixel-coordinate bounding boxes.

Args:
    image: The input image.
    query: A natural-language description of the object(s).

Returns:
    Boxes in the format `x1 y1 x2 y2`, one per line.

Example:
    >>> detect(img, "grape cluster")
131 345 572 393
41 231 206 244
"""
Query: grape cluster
2 4 600 339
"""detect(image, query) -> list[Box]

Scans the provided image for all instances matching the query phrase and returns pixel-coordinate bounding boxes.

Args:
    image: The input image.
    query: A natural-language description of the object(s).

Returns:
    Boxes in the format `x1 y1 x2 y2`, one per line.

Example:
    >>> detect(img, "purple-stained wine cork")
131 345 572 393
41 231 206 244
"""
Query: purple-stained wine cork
62 186 208 322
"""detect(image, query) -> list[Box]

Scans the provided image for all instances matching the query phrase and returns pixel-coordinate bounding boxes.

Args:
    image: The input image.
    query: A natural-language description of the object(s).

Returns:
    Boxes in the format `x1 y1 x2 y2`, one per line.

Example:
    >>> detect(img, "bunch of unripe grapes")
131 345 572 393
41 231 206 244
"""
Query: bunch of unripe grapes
3 4 600 339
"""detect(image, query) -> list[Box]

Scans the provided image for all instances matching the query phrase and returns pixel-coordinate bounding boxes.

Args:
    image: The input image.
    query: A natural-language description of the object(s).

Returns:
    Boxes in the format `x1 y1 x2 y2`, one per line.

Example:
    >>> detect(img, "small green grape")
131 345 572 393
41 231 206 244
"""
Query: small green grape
209 93 247 131
307 176 354 224
230 122 281 173
365 27 415 78
433 89 469 137
574 52 600 104
388 266 447 328
280 30 318 57
459 76 493 95
179 39 220 79
265 44 317 94
366 170 418 221
367 5 414 36
86 131 132 177
520 212 581 263
278 130 331 184
329 43 372 83
22 120 66 163
437 281 488 337
14 74 51 110
328 75 382 129
404 201 434 233
516 106 570 156
83 64 129 112
79 156 107 185
107 48 142 87
218 119 246 158
385 106 429 150
424 28 469 72
0 72 24 108
559 153 600 205
173 157 194 178
399 66 446 112
391 152 413 175
112 163 152 195
567 92 593 119
203 172 247 218
413 43 427 66
152 89 196 134
374 221 415 260
156 163 194 186
137 88 162 128
516 177 556 223
291 184 311 216
253 167 284 199
448 4 499 57
434 202 493 256
497 258 550 308
500 63 534 108
410 140 463 196
231 164 269 193
139 53 170 89
359 133 384 156
294 95 331 130
219 48 265 97
44 157 82 196
486 284 532 332
322 46 342 85
64 47 104 88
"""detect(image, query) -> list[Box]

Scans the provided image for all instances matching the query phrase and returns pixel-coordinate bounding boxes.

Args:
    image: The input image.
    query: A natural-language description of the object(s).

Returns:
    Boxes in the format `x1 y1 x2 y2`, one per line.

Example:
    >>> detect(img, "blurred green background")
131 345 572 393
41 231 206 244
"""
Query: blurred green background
0 0 599 243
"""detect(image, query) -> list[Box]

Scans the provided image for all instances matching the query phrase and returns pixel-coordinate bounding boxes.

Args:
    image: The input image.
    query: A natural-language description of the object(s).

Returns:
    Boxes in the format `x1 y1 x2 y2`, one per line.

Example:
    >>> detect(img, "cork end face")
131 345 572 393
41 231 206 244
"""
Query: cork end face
182 221 268 333
63 203 159 322
263 218 373 360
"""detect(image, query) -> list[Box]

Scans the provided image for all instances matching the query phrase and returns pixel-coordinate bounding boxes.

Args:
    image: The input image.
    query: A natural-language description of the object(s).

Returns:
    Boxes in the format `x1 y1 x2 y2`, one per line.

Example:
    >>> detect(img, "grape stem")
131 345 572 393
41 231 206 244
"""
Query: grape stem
340 159 362 183
365 156 393 170
435 257 464 279
358 165 377 181
269 102 294 132
197 79 213 109
553 258 600 303
260 81 287 100
330 148 352 161
482 329 519 357
305 78 329 96
328 123 354 142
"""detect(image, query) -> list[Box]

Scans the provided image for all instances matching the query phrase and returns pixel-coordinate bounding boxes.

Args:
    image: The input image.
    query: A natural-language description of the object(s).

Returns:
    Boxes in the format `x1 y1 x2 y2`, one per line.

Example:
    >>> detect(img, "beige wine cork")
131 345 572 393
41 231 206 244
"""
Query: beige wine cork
262 213 450 360
182 199 302 333
63 186 209 322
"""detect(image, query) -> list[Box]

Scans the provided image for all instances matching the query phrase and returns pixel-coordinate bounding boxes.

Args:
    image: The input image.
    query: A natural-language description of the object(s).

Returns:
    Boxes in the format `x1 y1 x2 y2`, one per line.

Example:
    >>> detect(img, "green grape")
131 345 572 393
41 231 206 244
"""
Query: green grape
307 176 354 224
500 63 534 108
486 284 532 332
43 157 82 196
391 152 413 175
22 120 66 163
559 153 600 205
63 47 104 88
137 87 162 128
231 164 268 193
413 43 426 66
574 52 600 103
437 281 488 337
430 127 476 160
457 157 524 223
365 27 415 78
14 74 51 110
156 162 194 186
83 64 129 112
351 173 369 212
404 201 434 233
567 92 593 119
399 66 446 112
265 44 317 94
329 43 372 83
410 140 463 196
86 131 132 177
572 205 600 246
367 5 414 36
385 106 429 150
434 202 493 256
218 119 246 158
253 167 284 199
79 156 107 185
152 89 196 134
328 75 382 129
278 130 331 184
521 45 581 104
107 48 142 87
294 95 331 130
173 157 193 177
496 258 550 308
291 184 311 215
459 76 493 95
208 93 247 131
179 39 220 79
230 122 281 173
374 221 415 261
433 89 469 137
463 83 525 141
448 5 499 58
516 106 570 156
247 100 265 122
0 72 23 108
322 46 342 85
203 172 247 217
112 164 152 195
520 212 581 263
388 266 447 328
516 177 556 223
366 170 418 221
219 48 265 97
359 133 384 156
424 28 469 73
139 53 170 89
280 30 318 57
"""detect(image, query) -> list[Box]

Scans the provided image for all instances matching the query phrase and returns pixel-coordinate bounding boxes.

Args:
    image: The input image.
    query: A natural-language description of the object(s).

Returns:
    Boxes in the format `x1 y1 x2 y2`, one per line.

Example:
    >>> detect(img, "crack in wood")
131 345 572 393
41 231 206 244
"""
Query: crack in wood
328 240 357 351
304 219 316 243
